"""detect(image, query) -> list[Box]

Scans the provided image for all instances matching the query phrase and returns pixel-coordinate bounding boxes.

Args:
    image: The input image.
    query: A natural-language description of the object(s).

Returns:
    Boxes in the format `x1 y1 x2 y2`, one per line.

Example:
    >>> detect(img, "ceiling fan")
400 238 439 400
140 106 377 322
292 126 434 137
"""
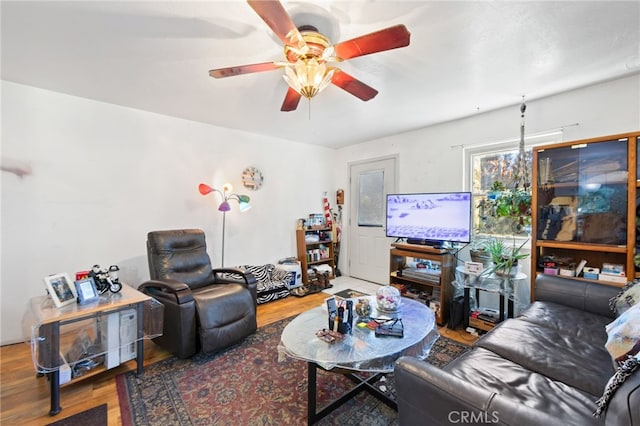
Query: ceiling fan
209 0 411 112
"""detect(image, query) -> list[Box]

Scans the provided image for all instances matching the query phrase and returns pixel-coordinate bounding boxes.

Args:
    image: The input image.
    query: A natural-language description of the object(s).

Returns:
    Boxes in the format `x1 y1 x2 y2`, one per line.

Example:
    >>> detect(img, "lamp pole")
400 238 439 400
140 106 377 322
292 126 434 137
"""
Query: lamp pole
198 182 251 267
220 210 227 267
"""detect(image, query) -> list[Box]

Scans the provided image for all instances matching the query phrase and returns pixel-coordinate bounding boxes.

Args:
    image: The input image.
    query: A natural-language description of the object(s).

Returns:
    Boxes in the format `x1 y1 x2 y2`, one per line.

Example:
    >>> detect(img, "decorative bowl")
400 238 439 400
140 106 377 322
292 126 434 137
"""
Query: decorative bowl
376 285 401 312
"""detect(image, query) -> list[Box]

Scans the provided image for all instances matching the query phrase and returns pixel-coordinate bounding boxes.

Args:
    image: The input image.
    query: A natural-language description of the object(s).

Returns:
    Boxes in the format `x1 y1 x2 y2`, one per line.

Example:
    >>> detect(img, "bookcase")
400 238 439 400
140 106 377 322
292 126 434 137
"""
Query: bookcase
389 243 455 325
296 227 335 284
531 131 640 297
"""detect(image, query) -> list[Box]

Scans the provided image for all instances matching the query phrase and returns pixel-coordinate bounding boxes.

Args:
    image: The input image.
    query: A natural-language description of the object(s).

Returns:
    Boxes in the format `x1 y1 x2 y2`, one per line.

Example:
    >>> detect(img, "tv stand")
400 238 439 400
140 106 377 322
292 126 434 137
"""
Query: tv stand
389 243 454 325
391 243 447 255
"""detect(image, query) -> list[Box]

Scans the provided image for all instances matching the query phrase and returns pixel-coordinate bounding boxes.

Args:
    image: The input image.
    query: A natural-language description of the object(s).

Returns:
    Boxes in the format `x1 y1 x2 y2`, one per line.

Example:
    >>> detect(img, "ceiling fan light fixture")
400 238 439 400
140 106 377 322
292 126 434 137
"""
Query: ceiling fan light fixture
283 58 335 99
210 1 411 112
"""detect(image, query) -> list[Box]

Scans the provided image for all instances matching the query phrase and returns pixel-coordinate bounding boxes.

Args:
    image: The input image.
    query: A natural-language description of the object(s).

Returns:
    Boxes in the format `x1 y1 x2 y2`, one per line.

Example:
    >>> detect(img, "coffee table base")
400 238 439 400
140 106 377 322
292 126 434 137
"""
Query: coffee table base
307 363 397 425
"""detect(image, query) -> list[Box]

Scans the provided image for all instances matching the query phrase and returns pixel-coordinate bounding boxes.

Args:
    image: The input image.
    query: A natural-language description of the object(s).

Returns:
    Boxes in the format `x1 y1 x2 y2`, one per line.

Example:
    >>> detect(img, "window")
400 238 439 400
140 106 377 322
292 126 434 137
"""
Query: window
357 170 385 227
465 132 562 238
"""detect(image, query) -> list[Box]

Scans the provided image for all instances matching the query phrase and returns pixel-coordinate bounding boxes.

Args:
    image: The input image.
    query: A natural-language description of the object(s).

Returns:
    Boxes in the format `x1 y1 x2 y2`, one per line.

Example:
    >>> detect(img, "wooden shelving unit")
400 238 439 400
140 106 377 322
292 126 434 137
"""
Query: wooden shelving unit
389 243 455 326
296 227 335 284
531 131 640 297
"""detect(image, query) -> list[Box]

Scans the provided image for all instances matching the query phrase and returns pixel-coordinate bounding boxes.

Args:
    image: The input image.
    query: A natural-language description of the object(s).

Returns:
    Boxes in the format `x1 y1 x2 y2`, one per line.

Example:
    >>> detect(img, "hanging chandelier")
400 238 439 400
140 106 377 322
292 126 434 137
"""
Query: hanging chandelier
515 96 530 192
281 26 337 100
283 57 336 99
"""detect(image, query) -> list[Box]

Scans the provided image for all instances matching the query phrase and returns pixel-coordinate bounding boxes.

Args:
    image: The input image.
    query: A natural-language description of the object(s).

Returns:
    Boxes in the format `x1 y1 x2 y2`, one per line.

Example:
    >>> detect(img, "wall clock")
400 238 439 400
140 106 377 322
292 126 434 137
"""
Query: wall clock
242 167 264 190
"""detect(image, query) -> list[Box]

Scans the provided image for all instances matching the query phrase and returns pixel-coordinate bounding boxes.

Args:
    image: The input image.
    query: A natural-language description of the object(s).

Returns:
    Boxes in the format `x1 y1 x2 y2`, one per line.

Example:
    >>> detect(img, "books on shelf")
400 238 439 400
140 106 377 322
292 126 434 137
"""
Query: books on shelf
470 308 500 331
601 263 625 276
598 274 628 284
400 267 441 284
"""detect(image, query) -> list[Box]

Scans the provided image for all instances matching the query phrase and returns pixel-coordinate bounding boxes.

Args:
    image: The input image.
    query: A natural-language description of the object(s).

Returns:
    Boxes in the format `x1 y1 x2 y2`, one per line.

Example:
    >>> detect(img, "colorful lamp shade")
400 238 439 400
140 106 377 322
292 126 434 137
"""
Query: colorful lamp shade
199 183 251 212
198 182 251 266
198 183 214 195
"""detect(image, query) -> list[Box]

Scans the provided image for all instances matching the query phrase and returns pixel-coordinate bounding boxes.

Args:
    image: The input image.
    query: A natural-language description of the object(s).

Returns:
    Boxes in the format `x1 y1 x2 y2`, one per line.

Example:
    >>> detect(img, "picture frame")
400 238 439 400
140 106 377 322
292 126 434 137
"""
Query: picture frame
44 273 78 308
74 277 99 305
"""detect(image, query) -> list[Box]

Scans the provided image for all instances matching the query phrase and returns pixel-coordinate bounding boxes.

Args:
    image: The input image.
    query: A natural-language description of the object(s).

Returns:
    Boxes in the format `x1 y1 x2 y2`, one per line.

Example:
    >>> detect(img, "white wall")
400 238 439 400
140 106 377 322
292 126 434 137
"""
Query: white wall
1 81 336 345
334 74 640 276
2 74 639 344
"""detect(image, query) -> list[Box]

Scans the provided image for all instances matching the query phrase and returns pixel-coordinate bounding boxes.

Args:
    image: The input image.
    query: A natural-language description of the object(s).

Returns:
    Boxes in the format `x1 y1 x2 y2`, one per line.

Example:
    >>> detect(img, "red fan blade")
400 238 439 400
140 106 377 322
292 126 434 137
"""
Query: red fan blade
247 0 305 50
209 62 280 78
331 71 378 101
281 87 302 111
334 24 410 60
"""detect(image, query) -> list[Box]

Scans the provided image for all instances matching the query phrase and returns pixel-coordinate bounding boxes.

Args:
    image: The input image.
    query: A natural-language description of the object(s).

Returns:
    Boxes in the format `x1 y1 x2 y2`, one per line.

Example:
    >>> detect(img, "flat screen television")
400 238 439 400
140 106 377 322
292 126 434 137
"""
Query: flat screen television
386 192 472 244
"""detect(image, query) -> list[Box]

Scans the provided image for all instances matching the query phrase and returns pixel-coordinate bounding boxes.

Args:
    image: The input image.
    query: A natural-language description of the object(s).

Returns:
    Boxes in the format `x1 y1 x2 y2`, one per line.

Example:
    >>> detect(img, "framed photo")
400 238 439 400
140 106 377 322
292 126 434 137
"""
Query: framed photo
44 273 77 308
74 277 99 305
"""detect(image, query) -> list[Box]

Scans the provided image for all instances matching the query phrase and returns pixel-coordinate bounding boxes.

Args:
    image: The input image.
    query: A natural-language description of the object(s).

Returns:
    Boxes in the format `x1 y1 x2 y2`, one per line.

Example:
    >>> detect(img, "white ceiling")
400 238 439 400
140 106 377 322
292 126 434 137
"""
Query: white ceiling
2 1 639 148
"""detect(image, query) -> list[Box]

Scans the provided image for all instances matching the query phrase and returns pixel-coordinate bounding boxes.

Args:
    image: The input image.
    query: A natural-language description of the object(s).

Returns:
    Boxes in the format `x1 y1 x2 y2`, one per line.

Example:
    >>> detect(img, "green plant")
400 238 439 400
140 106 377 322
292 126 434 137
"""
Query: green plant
469 238 488 252
483 238 529 277
469 236 494 268
476 182 532 235
469 235 494 254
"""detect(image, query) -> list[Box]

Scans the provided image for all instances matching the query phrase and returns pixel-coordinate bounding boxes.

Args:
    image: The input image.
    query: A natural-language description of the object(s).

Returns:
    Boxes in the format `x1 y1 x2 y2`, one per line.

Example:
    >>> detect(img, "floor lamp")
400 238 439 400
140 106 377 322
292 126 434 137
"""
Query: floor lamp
198 183 251 267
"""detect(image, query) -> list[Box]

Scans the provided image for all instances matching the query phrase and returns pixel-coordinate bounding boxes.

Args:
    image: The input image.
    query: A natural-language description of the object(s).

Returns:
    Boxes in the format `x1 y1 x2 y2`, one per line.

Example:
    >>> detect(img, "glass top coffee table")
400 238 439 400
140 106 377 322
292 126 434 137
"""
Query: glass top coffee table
278 295 438 424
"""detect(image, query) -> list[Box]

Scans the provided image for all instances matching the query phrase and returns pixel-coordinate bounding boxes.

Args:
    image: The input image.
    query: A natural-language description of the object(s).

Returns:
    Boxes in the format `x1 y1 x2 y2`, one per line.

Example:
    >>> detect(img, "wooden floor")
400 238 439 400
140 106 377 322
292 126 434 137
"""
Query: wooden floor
0 292 476 425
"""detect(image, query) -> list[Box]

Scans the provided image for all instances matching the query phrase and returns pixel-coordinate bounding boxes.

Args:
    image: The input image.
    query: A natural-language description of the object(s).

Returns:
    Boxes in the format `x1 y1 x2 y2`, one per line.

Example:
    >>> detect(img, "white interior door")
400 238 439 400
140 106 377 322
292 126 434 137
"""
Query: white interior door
348 156 397 283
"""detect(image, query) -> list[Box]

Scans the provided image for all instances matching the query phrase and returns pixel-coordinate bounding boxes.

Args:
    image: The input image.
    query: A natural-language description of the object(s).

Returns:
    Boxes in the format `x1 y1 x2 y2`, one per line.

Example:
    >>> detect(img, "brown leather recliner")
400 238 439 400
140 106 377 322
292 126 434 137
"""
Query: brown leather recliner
139 229 257 358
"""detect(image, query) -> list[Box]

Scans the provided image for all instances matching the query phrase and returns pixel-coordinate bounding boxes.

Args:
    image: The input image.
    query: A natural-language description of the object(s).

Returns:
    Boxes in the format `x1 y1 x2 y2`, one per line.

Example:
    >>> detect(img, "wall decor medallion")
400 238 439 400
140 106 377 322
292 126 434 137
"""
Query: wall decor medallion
242 167 264 190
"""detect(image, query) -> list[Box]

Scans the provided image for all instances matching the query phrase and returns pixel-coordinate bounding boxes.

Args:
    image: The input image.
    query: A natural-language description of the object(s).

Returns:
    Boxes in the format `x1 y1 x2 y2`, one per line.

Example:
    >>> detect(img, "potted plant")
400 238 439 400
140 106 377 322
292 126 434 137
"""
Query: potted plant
477 181 532 235
483 238 529 277
469 236 493 269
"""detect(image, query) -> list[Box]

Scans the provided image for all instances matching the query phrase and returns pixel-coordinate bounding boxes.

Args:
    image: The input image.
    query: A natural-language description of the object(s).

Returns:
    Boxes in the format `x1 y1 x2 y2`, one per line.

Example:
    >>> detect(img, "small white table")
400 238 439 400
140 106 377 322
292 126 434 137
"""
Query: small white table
454 266 528 329
24 285 162 415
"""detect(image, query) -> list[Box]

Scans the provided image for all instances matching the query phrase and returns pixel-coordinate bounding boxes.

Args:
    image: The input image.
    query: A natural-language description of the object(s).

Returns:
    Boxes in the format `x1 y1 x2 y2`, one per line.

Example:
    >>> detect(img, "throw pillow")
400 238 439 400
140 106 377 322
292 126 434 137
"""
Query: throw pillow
594 353 640 418
604 302 640 366
609 279 640 315
235 264 272 282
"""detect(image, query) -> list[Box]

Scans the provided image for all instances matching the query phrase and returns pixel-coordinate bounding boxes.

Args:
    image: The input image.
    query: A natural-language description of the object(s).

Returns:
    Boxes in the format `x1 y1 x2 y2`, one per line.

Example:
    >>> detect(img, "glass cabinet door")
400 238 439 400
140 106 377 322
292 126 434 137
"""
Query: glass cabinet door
536 138 628 245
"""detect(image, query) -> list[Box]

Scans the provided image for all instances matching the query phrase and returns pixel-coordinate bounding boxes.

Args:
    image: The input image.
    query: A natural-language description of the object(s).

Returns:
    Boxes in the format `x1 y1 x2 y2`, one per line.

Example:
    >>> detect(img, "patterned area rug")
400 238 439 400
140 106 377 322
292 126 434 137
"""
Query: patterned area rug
333 288 369 299
46 403 107 426
117 318 469 426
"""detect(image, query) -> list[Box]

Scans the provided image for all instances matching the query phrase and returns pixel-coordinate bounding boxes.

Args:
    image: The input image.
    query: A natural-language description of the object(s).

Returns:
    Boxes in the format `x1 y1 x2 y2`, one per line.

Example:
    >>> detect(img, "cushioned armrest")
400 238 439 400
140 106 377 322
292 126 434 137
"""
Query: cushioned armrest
213 268 258 286
395 356 501 425
138 279 194 304
395 357 562 426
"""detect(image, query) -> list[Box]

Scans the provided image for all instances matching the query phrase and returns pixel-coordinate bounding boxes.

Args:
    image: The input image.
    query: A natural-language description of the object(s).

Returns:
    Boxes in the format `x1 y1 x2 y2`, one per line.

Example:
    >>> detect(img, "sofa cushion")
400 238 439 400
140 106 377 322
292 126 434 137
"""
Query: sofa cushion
517 301 611 346
476 318 613 396
445 347 602 426
193 283 255 329
534 275 618 318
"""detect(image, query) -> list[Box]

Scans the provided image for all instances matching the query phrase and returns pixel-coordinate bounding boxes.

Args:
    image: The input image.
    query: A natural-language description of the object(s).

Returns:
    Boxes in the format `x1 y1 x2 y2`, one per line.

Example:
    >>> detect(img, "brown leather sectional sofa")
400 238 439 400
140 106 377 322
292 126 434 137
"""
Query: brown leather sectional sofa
395 274 640 425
